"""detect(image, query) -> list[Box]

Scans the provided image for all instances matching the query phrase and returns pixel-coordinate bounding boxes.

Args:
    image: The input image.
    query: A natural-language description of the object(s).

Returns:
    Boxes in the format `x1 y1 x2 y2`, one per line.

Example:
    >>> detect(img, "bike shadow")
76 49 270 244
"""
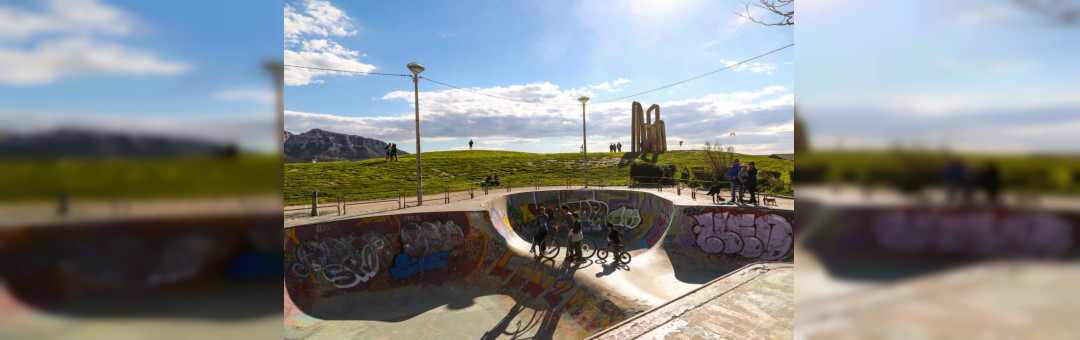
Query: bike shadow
594 259 629 278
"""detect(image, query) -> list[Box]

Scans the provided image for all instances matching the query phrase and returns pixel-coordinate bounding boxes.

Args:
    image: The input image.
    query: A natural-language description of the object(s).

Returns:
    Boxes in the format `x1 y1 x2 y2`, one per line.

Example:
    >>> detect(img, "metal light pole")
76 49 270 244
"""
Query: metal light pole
578 96 589 188
408 62 425 206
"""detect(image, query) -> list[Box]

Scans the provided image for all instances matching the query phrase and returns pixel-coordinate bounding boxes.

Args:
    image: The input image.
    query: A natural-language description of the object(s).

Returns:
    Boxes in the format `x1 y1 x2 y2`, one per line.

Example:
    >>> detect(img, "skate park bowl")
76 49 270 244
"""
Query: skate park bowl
284 189 794 339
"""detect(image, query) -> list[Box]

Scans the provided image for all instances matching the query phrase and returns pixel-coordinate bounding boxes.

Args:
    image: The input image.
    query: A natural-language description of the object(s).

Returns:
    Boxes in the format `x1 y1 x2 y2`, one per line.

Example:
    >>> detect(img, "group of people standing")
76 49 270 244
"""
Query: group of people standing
528 204 620 264
384 143 399 161
704 158 759 204
608 143 623 153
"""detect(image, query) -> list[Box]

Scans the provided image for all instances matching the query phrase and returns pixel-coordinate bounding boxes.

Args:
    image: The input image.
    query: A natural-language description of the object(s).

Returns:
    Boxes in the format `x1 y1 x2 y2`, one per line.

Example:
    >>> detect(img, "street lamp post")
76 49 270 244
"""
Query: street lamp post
578 96 589 188
408 62 425 206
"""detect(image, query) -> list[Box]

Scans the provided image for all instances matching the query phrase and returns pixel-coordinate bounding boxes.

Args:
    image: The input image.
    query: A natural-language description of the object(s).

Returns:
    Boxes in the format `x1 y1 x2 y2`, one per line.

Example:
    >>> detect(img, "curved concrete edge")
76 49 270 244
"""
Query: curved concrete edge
284 189 794 338
587 263 794 339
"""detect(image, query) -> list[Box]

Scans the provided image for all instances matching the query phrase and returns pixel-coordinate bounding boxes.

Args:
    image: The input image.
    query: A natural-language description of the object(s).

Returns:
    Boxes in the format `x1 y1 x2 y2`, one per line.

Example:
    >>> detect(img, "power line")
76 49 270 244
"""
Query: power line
593 43 793 103
283 42 793 105
283 64 412 77
419 77 578 106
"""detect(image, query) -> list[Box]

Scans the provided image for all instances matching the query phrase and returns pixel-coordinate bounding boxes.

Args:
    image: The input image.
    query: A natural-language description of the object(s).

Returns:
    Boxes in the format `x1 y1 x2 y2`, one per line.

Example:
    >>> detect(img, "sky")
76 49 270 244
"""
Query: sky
0 0 280 151
798 0 1080 153
284 0 795 155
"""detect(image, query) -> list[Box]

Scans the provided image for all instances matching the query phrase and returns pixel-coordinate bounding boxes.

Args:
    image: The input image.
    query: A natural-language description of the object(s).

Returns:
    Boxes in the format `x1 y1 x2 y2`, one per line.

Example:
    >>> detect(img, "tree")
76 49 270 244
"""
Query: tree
735 0 793 26
703 140 737 183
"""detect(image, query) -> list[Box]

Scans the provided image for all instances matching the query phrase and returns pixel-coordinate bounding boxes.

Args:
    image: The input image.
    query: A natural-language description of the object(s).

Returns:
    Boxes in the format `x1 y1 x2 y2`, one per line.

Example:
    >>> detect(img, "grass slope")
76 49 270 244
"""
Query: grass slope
0 155 281 203
284 150 793 206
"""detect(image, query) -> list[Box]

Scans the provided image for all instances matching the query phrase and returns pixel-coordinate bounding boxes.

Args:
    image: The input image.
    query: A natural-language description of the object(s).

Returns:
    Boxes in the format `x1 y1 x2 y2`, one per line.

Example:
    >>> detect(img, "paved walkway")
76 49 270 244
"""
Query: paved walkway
589 263 794 340
284 185 793 228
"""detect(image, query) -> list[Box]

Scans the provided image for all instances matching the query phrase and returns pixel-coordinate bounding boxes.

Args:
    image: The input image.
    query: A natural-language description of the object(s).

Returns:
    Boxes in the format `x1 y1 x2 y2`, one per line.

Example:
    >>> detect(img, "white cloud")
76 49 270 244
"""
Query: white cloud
725 61 778 75
284 0 375 86
287 82 794 153
0 0 136 40
284 0 356 43
214 88 274 103
587 77 632 93
0 0 188 85
482 138 541 145
0 37 188 85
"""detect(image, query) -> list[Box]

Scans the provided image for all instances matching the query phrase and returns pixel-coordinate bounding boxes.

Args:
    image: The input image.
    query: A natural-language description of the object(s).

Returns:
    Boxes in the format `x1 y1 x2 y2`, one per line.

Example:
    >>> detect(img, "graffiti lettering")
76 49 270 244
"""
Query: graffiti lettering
872 210 1073 257
389 251 449 278
292 233 393 289
690 211 793 260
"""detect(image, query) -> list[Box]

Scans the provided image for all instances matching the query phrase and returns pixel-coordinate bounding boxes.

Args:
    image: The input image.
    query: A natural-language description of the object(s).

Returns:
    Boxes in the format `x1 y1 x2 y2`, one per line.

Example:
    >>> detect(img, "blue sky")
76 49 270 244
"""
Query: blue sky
284 0 794 155
0 0 280 151
798 0 1080 153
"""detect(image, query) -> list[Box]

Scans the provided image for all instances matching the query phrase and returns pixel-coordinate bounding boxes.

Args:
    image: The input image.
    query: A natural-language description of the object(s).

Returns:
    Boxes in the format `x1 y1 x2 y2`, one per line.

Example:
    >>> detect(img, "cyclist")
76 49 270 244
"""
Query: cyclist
567 212 585 263
530 204 551 256
605 222 622 257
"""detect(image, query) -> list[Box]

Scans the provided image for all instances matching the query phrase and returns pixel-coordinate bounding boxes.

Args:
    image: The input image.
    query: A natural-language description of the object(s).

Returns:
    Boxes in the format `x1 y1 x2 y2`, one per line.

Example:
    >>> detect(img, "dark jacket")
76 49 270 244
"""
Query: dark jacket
608 229 621 244
745 167 758 186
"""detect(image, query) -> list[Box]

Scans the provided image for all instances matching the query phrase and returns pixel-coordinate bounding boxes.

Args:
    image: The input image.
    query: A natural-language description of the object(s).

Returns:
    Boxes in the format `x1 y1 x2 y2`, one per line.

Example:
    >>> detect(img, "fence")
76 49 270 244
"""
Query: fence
283 175 794 219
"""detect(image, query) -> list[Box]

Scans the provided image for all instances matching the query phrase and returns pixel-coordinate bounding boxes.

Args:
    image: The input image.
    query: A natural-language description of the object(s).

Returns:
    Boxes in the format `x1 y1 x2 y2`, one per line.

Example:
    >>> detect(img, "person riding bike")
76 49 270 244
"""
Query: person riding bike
605 222 622 257
529 204 551 256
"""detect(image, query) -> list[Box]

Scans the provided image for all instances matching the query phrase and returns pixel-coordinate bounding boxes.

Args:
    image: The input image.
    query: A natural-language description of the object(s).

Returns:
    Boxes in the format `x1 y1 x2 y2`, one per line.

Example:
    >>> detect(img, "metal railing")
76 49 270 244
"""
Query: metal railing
284 175 793 218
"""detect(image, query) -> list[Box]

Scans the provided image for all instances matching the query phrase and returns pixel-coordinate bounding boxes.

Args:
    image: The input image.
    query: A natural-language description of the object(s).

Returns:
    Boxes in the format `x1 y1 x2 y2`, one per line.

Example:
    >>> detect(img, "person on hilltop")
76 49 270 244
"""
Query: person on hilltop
530 203 551 256
469 139 474 150
728 158 742 203
617 142 622 152
384 143 391 161
391 143 399 161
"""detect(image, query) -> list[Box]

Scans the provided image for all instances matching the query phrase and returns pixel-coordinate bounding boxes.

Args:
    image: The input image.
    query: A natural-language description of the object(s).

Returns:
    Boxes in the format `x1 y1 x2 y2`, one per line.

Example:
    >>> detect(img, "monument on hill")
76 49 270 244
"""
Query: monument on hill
631 101 667 152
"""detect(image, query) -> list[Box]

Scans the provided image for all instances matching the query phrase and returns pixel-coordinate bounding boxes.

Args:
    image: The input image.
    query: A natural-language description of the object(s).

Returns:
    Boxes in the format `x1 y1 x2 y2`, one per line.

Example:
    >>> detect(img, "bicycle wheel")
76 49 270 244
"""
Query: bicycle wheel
618 251 631 264
580 237 597 259
596 247 609 260
541 235 561 259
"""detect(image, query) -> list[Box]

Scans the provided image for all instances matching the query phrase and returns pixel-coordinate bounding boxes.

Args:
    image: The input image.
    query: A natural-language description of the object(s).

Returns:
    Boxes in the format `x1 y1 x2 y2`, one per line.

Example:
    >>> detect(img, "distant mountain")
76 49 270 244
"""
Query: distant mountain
0 128 230 159
284 128 405 163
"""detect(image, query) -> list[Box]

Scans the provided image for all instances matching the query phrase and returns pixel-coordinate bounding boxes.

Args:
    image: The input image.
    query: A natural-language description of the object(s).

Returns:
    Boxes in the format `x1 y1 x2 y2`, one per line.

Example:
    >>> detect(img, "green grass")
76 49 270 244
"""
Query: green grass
284 150 794 206
800 150 1080 194
0 155 281 203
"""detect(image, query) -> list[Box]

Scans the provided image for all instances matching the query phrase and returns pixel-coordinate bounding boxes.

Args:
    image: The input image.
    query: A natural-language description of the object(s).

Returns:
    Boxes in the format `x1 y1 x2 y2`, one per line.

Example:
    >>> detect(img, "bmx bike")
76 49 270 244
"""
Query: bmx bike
537 231 597 260
596 242 631 264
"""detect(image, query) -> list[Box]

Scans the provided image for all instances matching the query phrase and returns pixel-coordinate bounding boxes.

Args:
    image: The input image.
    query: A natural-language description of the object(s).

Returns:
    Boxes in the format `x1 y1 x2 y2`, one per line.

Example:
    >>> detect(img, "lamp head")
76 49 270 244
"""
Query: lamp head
578 96 590 104
407 62 425 75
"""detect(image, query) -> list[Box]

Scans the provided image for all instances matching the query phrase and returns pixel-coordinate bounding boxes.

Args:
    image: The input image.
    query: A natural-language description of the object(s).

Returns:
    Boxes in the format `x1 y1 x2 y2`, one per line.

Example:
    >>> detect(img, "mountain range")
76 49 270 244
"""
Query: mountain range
284 128 404 163
0 128 231 159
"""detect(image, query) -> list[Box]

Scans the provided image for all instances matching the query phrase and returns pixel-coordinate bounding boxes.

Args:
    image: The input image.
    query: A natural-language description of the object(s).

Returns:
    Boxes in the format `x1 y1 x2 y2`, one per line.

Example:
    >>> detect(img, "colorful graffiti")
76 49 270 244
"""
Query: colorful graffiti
487 250 630 332
871 209 1074 257
503 190 673 250
285 212 486 296
687 210 794 261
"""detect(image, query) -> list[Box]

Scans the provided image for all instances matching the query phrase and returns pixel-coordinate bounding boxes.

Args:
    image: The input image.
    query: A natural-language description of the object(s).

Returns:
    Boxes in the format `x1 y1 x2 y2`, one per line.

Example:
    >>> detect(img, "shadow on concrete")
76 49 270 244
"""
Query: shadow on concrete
291 285 494 321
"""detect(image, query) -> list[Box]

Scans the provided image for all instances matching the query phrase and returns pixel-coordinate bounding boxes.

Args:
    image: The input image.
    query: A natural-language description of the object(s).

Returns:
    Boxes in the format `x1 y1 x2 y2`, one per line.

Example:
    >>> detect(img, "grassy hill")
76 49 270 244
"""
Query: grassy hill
284 150 794 206
0 155 280 203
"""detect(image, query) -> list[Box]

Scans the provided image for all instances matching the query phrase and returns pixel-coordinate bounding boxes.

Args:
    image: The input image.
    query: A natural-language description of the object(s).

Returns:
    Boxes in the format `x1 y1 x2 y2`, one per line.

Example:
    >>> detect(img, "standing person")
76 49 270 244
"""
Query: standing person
738 164 749 204
679 141 683 148
384 144 391 161
530 204 551 256
552 205 574 259
469 139 473 150
980 161 1000 205
941 159 965 204
617 142 622 152
728 158 742 203
568 213 585 263
745 162 759 205
391 143 399 161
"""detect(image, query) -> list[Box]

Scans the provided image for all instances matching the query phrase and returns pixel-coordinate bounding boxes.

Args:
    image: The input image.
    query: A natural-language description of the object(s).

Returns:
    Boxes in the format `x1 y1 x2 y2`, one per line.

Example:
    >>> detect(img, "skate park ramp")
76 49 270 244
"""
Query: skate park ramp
284 189 794 339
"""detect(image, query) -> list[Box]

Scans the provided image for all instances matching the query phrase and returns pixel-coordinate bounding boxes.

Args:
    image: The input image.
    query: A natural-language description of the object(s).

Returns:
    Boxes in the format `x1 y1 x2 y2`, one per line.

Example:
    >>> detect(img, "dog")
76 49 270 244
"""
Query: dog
763 197 777 206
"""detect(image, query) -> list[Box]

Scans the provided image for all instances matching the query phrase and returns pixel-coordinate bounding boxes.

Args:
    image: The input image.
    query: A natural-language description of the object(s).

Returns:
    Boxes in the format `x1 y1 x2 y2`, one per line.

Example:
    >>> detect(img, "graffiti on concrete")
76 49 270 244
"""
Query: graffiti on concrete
292 232 395 289
487 250 630 332
689 210 793 261
871 209 1074 257
504 190 673 250
399 220 465 257
603 206 642 230
390 250 450 278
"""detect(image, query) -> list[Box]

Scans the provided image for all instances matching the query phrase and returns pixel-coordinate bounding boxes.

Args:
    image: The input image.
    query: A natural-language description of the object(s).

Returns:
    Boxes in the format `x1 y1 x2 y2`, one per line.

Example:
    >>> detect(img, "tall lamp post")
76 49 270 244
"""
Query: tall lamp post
408 62 425 206
578 96 589 188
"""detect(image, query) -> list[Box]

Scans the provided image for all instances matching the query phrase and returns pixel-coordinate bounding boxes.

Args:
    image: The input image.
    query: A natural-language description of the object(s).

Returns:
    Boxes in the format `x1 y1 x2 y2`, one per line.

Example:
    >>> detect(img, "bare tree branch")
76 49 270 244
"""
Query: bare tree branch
735 0 794 26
